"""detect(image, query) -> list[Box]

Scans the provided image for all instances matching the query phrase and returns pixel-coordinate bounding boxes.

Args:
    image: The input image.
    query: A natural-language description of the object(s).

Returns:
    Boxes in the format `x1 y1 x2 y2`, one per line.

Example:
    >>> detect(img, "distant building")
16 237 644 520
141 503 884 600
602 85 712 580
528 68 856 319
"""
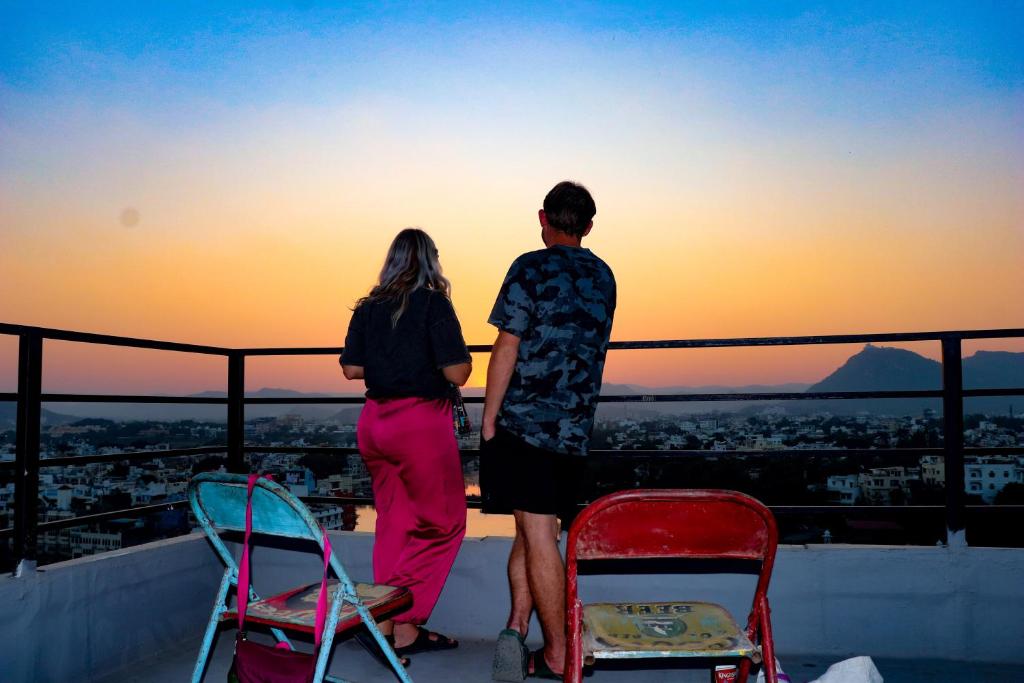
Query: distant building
920 455 945 486
827 475 861 505
965 457 1022 503
283 468 317 497
312 505 345 531
70 529 123 558
858 466 919 505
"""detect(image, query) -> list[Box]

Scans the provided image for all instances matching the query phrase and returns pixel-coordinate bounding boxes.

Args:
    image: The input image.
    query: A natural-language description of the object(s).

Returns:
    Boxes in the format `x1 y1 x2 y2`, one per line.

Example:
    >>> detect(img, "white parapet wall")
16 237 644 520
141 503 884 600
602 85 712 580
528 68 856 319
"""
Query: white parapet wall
1 532 1022 682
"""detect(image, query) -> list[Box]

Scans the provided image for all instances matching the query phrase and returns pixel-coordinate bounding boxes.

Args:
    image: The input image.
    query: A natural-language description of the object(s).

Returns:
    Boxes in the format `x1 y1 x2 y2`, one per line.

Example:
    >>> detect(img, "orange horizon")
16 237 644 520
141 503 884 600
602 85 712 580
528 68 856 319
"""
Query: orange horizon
3 4 1022 397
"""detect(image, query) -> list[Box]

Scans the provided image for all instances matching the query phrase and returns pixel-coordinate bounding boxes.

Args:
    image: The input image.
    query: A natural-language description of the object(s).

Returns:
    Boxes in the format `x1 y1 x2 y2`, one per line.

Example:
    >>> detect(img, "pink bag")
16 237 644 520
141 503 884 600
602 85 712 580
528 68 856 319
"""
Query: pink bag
228 474 332 683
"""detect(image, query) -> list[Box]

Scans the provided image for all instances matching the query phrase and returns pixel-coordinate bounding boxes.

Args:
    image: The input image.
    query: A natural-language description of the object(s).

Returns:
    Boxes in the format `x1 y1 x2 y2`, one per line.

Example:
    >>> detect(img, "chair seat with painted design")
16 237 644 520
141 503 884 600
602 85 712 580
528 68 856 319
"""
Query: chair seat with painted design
583 601 758 662
223 580 411 634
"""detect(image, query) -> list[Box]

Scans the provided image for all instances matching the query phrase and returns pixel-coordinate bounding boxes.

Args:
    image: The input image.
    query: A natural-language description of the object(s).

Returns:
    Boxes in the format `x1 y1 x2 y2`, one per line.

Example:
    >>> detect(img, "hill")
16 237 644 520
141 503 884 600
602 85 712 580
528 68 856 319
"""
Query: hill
804 345 1024 415
0 403 78 429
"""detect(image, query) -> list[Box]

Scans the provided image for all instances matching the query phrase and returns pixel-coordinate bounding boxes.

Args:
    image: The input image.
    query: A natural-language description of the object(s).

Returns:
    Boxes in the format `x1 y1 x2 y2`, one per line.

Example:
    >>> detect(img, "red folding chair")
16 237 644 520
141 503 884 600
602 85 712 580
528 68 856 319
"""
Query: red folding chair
565 489 779 683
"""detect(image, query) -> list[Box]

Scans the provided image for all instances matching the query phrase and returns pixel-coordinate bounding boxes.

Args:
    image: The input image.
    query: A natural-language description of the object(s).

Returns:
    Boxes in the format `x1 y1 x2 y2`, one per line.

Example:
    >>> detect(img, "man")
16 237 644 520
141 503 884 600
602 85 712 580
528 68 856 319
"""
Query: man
483 181 616 680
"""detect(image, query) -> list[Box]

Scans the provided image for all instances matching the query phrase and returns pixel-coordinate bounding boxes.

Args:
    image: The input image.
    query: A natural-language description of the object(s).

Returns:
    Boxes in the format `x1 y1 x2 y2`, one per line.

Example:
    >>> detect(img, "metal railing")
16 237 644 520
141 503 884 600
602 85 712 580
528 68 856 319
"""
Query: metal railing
2 322 1023 574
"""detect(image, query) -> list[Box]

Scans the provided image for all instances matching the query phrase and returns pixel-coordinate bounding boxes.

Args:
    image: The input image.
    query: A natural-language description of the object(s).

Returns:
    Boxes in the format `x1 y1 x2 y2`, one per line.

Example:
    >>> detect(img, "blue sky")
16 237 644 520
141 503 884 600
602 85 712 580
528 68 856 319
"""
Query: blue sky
3 2 1022 99
1 1 1022 392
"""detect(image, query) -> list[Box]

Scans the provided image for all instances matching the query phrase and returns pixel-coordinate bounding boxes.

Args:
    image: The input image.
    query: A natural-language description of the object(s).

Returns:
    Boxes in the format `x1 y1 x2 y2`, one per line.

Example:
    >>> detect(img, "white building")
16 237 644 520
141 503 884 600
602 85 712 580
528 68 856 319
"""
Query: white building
827 475 861 505
858 466 919 505
965 457 1021 504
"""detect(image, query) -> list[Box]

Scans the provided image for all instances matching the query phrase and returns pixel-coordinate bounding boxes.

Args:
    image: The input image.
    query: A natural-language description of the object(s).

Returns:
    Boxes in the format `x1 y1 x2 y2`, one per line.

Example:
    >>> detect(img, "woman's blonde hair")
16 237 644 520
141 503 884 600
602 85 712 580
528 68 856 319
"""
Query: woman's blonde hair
357 228 451 327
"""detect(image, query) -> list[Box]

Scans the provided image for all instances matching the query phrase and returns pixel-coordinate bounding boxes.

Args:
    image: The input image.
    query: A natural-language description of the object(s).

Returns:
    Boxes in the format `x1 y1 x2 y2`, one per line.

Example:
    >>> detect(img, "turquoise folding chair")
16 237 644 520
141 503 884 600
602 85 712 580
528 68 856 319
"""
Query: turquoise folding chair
189 472 413 683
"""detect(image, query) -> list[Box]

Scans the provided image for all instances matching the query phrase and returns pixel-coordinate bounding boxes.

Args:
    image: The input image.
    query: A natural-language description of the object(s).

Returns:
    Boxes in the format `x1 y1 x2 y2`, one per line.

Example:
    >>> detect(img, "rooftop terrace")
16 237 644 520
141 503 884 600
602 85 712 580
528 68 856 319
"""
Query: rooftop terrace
2 531 1022 682
2 323 1023 681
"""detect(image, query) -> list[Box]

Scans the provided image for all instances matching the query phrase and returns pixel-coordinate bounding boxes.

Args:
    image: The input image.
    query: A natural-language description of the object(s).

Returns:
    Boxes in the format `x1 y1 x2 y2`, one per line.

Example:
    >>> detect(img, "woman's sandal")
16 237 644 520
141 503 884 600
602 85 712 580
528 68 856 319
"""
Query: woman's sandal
354 630 411 668
393 627 459 657
528 648 563 680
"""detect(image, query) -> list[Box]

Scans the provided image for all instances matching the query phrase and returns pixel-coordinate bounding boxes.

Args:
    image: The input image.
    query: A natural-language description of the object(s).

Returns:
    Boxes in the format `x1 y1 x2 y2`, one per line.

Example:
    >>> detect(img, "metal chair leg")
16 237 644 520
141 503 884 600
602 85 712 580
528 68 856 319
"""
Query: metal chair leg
191 569 232 683
357 603 414 683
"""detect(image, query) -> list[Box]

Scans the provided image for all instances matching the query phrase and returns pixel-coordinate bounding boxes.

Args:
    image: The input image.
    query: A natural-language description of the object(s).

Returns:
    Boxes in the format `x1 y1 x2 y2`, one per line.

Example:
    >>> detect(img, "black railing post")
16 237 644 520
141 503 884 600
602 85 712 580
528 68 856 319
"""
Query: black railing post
941 336 966 547
227 351 246 474
13 332 43 576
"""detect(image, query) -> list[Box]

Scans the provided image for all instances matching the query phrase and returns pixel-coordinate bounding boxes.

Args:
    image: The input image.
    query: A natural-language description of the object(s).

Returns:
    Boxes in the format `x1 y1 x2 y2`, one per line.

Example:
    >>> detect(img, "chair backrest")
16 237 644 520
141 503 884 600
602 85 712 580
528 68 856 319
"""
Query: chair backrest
567 488 778 566
190 471 323 541
189 471 360 599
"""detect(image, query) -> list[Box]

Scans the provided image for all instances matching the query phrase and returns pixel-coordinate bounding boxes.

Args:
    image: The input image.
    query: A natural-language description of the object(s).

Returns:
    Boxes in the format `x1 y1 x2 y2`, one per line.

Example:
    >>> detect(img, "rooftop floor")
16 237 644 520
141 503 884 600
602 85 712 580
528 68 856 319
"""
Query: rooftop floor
4 532 1024 683
94 634 1019 683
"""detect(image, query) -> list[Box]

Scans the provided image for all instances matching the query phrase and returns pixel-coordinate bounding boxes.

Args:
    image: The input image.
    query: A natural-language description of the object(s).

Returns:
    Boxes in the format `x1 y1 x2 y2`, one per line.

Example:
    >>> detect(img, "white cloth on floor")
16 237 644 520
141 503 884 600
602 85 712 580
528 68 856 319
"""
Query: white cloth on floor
809 656 883 683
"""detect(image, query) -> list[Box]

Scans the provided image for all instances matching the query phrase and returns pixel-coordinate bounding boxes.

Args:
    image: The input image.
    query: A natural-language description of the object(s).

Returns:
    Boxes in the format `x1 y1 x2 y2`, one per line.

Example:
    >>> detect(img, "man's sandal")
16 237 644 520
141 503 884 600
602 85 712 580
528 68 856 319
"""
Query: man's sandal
528 648 562 680
492 628 529 681
393 627 459 657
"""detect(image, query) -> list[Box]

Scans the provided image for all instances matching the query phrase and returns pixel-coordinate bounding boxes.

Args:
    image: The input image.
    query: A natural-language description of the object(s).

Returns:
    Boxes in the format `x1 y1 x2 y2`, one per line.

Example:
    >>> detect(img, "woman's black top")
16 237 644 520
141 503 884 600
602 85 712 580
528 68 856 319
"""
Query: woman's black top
340 288 471 400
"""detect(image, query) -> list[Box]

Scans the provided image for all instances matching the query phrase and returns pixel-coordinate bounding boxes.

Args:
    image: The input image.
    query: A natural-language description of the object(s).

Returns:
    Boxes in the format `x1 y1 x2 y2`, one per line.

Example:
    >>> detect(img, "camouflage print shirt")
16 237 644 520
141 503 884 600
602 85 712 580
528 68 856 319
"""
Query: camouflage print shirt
489 245 616 455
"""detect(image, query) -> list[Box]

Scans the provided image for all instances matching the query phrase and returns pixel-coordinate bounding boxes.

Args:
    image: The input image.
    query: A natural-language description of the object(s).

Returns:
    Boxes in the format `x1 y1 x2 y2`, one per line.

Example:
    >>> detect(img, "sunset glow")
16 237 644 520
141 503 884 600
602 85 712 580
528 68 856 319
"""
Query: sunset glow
2 2 1022 395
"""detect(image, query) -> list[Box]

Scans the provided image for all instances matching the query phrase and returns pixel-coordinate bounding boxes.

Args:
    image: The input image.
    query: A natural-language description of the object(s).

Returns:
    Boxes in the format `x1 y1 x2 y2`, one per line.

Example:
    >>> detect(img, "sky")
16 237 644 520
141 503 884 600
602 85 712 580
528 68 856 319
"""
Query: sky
1 1 1022 395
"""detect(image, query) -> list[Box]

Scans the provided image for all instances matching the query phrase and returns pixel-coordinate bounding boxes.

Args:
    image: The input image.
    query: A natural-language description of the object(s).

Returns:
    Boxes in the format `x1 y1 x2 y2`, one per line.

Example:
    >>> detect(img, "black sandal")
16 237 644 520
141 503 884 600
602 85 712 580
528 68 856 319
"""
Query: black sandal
355 630 411 668
393 627 459 656
528 648 562 680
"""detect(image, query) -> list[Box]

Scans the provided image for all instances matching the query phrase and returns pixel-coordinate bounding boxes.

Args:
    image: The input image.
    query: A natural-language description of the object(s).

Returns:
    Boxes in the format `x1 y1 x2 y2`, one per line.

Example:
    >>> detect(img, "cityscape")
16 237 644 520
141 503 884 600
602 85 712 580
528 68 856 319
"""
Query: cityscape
2 402 1022 568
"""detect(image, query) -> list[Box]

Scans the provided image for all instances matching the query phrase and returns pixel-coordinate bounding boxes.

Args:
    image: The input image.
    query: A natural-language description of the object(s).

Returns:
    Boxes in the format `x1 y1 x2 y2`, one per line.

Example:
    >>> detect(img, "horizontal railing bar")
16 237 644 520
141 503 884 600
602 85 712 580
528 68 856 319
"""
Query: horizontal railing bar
768 505 1024 515
299 495 486 509
240 346 344 356
0 500 191 538
606 329 1024 349
596 390 943 402
245 396 365 405
245 446 360 454
963 387 1024 397
7 445 1017 472
588 448 941 459
232 328 1024 357
964 447 1024 455
38 446 227 468
24 387 1020 407
240 390 946 405
1 503 1020 541
0 323 231 355
245 446 945 457
0 392 16 402
41 393 228 404
242 446 1024 458
299 495 375 506
294 496 1024 516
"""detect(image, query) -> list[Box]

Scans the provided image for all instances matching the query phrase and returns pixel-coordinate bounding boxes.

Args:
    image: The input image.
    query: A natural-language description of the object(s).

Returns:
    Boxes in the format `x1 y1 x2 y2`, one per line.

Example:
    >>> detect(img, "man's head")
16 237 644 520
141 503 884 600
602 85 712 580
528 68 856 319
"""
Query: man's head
539 181 596 245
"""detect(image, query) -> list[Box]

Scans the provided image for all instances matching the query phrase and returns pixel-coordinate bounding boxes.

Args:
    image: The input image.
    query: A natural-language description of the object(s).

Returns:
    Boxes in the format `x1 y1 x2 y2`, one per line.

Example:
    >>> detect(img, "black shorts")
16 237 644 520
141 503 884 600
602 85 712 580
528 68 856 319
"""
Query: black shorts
480 426 584 526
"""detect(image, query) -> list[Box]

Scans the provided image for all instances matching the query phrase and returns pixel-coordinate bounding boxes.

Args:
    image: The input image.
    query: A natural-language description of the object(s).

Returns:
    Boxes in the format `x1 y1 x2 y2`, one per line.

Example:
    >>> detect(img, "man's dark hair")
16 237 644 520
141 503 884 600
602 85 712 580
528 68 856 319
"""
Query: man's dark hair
543 181 596 238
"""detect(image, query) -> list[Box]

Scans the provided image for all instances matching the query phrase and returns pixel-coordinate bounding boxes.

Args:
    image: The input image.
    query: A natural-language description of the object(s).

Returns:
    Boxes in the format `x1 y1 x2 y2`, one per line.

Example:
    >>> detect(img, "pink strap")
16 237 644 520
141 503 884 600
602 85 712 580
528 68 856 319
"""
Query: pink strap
314 531 332 646
236 474 334 648
236 474 260 632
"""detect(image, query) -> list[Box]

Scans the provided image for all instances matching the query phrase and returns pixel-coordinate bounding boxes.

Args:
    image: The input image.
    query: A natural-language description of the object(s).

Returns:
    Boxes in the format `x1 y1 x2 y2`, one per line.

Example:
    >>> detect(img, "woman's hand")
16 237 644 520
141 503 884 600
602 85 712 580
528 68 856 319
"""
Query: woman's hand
341 364 365 380
442 361 472 386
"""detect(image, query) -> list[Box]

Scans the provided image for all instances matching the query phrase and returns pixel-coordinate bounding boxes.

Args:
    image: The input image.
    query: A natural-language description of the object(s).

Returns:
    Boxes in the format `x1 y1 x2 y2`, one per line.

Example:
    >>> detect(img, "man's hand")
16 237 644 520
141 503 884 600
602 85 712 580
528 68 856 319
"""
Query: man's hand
481 417 497 442
482 330 520 442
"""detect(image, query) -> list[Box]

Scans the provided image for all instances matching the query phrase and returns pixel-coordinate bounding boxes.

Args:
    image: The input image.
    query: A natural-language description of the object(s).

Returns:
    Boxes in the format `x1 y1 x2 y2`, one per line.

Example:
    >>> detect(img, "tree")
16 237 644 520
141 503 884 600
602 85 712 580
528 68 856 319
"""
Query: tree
994 483 1024 505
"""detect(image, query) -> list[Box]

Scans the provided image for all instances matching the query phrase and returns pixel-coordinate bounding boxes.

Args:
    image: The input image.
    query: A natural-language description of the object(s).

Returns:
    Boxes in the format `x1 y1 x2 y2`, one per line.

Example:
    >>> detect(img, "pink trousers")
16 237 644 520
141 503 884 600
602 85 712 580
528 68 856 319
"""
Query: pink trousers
357 397 467 625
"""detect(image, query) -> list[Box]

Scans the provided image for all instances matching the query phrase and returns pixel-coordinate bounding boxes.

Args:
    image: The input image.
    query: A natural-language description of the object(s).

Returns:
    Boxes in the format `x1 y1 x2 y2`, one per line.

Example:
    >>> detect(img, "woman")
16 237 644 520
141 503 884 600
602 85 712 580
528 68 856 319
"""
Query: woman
340 228 471 660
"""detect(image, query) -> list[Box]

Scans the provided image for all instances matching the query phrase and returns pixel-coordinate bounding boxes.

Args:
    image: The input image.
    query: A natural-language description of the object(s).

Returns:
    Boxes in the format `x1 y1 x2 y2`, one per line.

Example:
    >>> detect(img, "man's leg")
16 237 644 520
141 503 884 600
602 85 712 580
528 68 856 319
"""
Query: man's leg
506 517 533 635
516 510 565 674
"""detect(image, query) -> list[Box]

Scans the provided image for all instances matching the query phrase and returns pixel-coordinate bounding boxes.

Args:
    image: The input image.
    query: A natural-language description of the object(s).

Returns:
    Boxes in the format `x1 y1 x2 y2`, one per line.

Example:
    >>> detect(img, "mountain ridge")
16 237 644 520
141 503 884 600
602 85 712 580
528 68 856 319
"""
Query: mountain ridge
2 346 1021 424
